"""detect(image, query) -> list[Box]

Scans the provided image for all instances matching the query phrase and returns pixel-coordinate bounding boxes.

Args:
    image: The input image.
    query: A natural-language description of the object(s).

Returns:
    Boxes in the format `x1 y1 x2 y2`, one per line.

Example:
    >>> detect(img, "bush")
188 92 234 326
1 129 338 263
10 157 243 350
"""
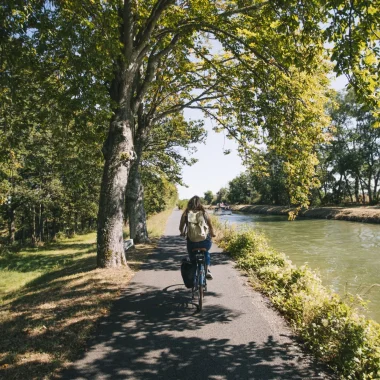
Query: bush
216 226 380 379
177 199 188 210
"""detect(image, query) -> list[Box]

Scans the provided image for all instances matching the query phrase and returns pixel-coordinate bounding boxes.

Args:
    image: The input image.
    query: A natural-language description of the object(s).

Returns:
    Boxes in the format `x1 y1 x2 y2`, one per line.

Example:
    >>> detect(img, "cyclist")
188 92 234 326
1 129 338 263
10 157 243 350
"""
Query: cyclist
179 195 216 279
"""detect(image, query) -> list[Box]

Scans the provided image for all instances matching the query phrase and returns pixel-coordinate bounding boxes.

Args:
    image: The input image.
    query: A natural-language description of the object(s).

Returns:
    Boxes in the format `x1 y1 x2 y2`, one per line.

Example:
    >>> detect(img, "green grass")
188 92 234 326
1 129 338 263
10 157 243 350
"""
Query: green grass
0 232 96 302
123 208 174 240
0 209 174 379
147 208 174 237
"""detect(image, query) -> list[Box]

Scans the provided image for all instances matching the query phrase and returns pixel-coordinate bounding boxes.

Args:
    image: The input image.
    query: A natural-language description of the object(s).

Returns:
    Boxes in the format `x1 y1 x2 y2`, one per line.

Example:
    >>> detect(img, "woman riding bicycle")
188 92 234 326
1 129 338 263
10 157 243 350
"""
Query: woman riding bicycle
179 196 215 279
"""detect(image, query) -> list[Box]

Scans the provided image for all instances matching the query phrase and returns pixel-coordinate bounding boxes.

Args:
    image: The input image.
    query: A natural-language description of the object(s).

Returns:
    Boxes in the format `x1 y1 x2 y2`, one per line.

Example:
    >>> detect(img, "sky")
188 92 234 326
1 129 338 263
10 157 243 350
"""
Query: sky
177 75 349 200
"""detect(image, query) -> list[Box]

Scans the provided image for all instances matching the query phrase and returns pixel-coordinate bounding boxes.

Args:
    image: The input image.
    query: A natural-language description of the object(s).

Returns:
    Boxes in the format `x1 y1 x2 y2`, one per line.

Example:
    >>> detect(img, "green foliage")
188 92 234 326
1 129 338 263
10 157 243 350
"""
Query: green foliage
203 191 214 205
217 227 380 379
215 187 229 203
3 1 380 247
177 199 188 210
317 90 380 205
219 89 380 207
227 172 259 205
142 172 178 216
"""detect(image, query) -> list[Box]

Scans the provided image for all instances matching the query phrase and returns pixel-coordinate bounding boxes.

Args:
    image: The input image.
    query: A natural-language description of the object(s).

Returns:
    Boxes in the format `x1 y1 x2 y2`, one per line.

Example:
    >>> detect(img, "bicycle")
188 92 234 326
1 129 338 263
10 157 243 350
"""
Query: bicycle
191 248 208 311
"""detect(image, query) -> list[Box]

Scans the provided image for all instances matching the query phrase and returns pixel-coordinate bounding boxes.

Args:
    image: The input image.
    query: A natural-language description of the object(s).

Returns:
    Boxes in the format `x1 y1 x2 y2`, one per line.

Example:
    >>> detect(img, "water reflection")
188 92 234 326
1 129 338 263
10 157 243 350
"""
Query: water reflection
218 212 380 322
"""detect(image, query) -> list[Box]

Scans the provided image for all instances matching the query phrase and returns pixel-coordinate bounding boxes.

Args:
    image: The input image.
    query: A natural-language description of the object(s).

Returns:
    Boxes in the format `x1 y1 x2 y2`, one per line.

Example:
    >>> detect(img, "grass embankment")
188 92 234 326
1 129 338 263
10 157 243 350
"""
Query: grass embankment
0 209 172 379
212 217 380 379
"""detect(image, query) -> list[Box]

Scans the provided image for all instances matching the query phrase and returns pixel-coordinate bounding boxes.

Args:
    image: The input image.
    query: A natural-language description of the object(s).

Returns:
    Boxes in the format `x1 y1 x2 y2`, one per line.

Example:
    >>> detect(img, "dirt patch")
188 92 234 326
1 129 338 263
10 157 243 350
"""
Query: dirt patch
230 205 380 223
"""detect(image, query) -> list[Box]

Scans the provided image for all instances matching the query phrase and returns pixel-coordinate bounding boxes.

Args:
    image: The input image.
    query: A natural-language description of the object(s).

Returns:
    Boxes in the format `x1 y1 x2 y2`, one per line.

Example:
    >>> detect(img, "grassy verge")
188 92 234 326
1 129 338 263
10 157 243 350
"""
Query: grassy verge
212 216 380 379
0 209 173 379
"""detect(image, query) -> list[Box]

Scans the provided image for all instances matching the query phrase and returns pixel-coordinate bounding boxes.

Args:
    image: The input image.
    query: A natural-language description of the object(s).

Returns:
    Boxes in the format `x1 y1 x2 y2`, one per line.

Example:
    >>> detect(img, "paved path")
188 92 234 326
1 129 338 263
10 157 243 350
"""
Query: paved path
61 210 327 380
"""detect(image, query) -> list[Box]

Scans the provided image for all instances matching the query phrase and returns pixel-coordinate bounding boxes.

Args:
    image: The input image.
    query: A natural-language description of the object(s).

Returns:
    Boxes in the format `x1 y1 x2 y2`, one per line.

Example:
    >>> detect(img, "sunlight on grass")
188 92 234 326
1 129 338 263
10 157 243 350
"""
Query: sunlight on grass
0 209 174 379
147 208 173 238
123 208 173 240
0 232 97 301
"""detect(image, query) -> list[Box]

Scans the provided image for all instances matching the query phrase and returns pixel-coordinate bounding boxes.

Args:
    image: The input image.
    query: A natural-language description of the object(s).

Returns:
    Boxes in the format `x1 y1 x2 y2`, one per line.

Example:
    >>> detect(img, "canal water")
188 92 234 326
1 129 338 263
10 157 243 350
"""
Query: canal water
218 212 380 322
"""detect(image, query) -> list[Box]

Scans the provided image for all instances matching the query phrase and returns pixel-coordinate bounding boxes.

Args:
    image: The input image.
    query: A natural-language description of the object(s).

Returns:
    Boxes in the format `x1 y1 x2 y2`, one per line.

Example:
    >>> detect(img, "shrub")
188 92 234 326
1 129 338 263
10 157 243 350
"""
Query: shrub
177 199 188 210
215 225 380 379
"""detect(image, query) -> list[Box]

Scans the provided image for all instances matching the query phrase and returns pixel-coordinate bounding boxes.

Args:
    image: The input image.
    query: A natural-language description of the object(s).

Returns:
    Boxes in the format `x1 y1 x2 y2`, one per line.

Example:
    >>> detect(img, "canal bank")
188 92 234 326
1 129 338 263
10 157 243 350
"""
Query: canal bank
230 204 380 223
217 212 380 322
213 217 380 379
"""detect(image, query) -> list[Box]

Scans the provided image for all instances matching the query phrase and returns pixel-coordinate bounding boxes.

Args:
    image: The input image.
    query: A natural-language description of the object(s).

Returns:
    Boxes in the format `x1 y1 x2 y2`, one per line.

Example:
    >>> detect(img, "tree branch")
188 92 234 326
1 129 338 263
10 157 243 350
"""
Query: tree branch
219 1 270 17
133 34 180 113
134 0 175 55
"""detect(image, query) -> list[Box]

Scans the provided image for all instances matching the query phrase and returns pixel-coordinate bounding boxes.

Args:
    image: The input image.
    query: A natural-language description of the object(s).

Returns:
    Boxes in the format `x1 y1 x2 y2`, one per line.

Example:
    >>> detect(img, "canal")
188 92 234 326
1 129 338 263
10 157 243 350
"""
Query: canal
218 212 380 322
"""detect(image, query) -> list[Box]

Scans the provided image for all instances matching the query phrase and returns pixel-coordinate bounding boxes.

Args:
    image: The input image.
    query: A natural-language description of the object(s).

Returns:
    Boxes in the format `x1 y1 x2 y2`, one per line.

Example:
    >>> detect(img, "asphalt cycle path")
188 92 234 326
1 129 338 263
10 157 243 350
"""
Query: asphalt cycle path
61 209 328 380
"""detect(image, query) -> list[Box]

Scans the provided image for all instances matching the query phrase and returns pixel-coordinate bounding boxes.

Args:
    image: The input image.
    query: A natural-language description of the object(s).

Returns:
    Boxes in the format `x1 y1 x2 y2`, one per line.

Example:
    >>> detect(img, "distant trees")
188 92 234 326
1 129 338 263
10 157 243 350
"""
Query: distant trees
219 91 380 207
227 173 254 204
318 91 380 205
203 191 214 205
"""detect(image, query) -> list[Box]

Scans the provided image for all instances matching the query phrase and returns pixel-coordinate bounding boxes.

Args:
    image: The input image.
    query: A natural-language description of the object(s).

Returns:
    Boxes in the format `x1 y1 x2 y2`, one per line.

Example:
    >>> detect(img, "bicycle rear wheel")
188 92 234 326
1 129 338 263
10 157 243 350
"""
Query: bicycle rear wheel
198 285 203 311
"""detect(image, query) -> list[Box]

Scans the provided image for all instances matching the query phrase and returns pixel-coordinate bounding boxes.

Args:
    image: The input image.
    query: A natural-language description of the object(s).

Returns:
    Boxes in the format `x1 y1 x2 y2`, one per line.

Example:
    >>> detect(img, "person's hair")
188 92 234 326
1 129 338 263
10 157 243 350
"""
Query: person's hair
185 195 205 214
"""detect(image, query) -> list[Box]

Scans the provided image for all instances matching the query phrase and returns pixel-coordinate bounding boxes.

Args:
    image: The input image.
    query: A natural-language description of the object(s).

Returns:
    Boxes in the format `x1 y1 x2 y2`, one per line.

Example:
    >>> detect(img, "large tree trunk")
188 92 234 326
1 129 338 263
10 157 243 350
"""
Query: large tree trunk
126 121 149 243
126 163 149 244
97 115 135 268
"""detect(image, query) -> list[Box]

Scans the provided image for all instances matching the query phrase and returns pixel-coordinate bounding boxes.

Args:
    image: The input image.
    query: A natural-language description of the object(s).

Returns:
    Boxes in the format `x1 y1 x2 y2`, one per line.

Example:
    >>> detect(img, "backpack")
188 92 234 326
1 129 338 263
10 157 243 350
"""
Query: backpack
187 210 209 242
181 257 196 288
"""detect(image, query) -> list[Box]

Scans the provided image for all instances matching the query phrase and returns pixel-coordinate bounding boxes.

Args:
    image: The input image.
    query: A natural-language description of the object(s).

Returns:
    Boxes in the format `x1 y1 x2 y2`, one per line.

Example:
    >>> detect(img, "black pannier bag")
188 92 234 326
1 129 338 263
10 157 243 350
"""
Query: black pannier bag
181 257 196 288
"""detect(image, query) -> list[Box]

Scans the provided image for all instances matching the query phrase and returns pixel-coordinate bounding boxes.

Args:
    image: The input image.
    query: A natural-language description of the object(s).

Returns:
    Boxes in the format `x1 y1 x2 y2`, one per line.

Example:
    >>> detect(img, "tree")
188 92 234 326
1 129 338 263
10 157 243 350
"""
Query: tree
127 110 205 242
3 1 379 267
203 191 214 205
320 90 380 205
227 173 253 204
216 188 229 204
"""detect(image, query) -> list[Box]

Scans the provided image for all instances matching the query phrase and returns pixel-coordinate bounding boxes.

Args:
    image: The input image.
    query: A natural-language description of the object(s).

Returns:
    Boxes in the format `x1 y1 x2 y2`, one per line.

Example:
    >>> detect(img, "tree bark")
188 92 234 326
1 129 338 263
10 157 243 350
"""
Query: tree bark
344 174 353 203
21 216 26 245
74 212 78 235
39 204 44 242
336 174 343 204
374 171 380 202
126 117 150 243
52 218 57 240
7 205 15 244
126 163 149 244
354 176 360 203
96 0 174 266
97 116 135 268
31 205 37 247
367 171 373 203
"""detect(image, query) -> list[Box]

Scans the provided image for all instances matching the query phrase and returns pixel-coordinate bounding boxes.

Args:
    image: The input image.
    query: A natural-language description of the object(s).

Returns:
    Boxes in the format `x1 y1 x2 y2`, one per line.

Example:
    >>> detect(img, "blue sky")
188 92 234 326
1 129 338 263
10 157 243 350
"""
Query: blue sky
177 75 348 200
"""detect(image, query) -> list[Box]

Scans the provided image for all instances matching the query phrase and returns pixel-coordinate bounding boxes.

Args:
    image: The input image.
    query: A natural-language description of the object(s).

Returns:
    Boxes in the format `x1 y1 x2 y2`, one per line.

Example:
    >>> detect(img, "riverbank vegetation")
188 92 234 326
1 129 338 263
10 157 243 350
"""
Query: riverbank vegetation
0 209 172 379
212 217 380 379
211 90 380 209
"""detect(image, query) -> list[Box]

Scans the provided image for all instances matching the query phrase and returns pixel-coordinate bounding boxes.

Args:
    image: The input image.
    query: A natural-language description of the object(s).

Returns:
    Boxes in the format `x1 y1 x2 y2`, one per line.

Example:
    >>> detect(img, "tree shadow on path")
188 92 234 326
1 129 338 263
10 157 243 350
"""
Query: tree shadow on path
61 234 326 380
